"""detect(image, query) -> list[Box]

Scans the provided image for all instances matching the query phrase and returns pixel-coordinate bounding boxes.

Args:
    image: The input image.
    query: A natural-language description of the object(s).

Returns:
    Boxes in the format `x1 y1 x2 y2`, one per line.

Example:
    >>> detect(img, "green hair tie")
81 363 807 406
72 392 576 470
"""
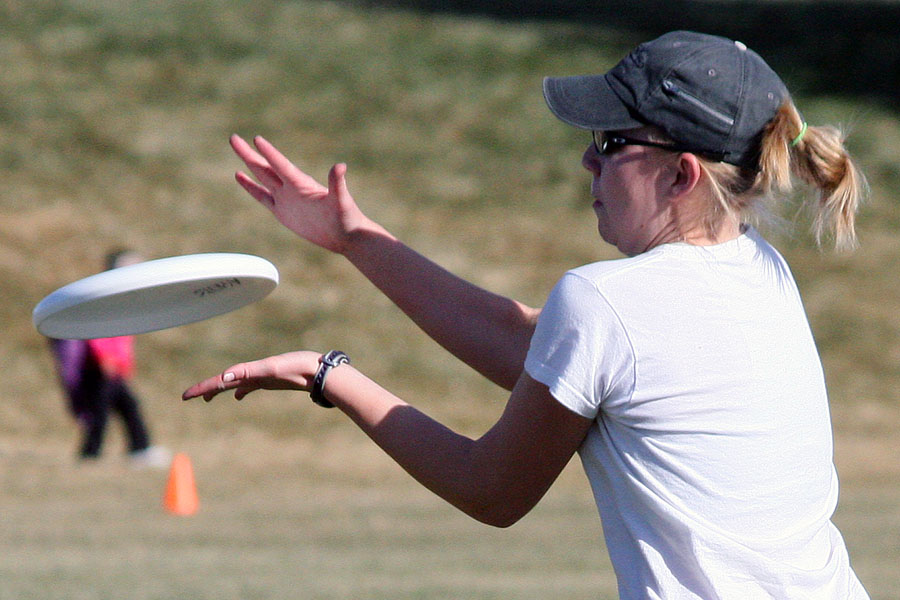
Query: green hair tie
790 121 808 147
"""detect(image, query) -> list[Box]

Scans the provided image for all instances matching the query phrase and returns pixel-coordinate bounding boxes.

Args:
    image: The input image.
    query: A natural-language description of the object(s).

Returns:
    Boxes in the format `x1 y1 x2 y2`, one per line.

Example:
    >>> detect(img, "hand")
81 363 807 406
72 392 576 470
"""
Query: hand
230 134 369 254
182 350 322 402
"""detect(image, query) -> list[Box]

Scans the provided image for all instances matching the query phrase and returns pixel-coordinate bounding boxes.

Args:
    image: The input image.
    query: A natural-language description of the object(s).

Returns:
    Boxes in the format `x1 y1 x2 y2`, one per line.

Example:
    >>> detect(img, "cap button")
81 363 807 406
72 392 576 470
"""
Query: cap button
734 40 747 51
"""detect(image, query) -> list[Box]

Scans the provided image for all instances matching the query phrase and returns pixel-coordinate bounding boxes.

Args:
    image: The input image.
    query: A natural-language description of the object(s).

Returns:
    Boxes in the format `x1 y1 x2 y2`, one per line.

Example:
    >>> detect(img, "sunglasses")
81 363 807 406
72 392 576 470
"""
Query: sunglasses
592 130 723 161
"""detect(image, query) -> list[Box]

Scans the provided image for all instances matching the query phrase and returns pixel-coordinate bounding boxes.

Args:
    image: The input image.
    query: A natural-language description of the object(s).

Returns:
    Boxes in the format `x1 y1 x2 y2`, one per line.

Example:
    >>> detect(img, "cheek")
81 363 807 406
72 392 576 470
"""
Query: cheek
601 175 636 218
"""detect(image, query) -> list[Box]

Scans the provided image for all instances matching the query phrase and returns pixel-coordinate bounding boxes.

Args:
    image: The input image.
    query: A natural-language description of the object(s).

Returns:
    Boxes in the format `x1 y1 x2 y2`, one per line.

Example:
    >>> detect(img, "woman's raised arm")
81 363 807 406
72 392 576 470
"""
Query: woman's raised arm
231 135 538 389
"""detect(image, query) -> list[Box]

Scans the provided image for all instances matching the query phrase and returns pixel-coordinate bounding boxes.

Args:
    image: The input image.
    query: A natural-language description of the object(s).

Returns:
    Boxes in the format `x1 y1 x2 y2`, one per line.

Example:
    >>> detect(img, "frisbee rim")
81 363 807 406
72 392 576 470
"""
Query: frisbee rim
33 252 279 338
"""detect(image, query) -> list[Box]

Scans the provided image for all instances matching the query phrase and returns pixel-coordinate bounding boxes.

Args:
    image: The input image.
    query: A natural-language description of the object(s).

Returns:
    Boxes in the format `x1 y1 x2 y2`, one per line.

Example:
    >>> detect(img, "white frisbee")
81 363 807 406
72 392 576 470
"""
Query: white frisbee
33 253 279 339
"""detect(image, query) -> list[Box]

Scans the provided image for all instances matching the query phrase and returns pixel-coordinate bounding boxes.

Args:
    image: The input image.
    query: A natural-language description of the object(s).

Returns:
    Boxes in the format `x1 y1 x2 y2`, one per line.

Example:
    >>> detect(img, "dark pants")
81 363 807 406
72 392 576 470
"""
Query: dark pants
79 377 150 458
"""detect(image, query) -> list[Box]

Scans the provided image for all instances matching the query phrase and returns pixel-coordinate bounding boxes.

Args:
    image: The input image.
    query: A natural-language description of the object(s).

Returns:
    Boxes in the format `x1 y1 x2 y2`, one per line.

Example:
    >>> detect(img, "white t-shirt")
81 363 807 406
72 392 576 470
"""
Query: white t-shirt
525 228 868 599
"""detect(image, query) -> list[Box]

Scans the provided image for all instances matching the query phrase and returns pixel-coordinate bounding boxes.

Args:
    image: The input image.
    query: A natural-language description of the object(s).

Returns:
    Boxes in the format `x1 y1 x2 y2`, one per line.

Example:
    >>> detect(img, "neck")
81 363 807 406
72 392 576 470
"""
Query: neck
683 217 742 246
639 210 741 255
673 186 742 247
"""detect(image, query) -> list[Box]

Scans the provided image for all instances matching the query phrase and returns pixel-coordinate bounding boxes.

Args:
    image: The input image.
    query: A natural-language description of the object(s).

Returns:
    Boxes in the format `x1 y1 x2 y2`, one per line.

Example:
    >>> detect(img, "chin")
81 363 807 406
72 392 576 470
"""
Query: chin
597 228 614 247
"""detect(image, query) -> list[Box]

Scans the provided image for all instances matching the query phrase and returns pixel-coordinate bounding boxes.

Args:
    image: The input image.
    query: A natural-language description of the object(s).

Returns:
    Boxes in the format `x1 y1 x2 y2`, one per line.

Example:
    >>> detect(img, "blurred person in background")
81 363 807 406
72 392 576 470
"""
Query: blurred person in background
49 250 170 469
185 31 868 598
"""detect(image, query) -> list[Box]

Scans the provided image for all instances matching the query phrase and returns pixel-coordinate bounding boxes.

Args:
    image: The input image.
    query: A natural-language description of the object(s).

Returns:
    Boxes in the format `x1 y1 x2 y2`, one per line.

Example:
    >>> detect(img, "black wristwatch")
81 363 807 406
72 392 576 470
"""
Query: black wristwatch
310 350 350 408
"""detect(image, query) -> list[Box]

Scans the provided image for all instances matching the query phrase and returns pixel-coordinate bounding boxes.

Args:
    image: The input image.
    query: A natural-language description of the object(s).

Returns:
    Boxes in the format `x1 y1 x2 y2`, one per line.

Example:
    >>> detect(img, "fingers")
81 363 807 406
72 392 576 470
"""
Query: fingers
182 364 251 402
235 171 275 208
234 386 255 401
328 162 349 200
182 352 316 403
251 135 297 178
230 134 282 191
251 136 326 193
230 134 328 202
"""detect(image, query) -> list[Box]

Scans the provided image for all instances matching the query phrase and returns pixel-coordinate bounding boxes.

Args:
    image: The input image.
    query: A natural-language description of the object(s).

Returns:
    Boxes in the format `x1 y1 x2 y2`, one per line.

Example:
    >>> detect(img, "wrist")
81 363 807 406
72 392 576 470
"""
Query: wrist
340 218 393 259
310 350 351 408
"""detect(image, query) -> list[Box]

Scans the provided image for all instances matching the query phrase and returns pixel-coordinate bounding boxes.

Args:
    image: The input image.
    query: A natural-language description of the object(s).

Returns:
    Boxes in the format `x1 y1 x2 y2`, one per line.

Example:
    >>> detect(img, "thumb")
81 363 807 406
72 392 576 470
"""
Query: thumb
328 163 350 199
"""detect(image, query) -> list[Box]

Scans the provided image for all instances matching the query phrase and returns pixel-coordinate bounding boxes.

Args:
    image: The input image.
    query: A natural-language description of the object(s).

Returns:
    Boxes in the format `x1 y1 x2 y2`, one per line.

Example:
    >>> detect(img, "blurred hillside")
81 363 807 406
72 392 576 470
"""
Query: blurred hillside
1 0 897 437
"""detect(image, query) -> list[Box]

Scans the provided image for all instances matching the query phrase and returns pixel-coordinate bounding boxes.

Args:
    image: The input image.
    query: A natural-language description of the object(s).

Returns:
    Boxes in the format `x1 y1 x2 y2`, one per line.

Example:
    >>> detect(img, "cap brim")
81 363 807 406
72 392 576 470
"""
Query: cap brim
542 75 643 131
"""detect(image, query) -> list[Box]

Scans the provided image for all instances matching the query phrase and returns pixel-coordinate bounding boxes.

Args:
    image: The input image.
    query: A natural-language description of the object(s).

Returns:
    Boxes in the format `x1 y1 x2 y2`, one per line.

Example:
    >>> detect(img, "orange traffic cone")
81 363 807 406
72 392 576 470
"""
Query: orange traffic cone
163 453 199 516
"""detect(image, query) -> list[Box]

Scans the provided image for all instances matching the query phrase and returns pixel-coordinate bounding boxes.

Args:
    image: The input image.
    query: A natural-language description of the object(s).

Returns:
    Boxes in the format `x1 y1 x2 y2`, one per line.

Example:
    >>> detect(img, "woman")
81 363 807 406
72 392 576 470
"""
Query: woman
184 31 868 598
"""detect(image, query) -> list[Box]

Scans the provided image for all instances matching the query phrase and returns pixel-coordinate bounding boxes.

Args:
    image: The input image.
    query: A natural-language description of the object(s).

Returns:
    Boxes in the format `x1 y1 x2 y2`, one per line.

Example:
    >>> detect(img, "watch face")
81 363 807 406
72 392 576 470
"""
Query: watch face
324 351 349 366
322 350 350 367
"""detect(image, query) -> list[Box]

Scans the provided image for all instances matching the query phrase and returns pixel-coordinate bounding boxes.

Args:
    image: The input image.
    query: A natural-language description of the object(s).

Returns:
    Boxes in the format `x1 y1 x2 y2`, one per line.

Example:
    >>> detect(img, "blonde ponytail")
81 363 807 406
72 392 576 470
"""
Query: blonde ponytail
692 100 866 250
757 101 867 250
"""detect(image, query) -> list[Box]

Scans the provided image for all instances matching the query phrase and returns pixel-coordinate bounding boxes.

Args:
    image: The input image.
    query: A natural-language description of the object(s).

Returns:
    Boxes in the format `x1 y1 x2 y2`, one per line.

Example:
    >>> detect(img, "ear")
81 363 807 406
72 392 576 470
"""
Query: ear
669 152 703 202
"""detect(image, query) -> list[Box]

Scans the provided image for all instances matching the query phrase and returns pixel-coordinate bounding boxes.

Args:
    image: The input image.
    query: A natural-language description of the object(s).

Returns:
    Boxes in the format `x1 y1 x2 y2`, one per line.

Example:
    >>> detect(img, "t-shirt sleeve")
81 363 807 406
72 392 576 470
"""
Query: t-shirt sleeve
525 271 633 419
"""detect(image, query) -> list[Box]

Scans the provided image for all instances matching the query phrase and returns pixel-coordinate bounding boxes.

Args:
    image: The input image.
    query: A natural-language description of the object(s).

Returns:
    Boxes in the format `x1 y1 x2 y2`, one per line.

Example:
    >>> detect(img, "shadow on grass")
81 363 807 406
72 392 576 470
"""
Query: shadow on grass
345 0 899 103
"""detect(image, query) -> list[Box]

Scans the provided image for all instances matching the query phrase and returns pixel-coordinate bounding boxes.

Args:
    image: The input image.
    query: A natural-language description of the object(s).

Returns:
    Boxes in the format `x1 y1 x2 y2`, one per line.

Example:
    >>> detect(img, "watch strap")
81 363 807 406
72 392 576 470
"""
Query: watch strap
310 350 350 408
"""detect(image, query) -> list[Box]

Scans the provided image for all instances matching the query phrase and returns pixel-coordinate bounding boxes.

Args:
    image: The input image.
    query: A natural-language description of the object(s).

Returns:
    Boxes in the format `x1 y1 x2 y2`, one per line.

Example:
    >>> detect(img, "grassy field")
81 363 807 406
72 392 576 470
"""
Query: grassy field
1 1 898 598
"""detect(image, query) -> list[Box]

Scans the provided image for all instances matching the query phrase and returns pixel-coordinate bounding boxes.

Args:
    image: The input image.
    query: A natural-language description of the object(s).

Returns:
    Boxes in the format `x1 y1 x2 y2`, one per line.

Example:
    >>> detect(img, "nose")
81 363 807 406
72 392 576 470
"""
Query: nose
582 143 602 174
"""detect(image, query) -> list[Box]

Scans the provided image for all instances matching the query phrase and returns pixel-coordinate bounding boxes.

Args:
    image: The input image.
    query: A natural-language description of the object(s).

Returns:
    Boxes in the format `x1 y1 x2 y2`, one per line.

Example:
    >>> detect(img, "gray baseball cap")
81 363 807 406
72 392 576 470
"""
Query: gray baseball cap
543 31 788 169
